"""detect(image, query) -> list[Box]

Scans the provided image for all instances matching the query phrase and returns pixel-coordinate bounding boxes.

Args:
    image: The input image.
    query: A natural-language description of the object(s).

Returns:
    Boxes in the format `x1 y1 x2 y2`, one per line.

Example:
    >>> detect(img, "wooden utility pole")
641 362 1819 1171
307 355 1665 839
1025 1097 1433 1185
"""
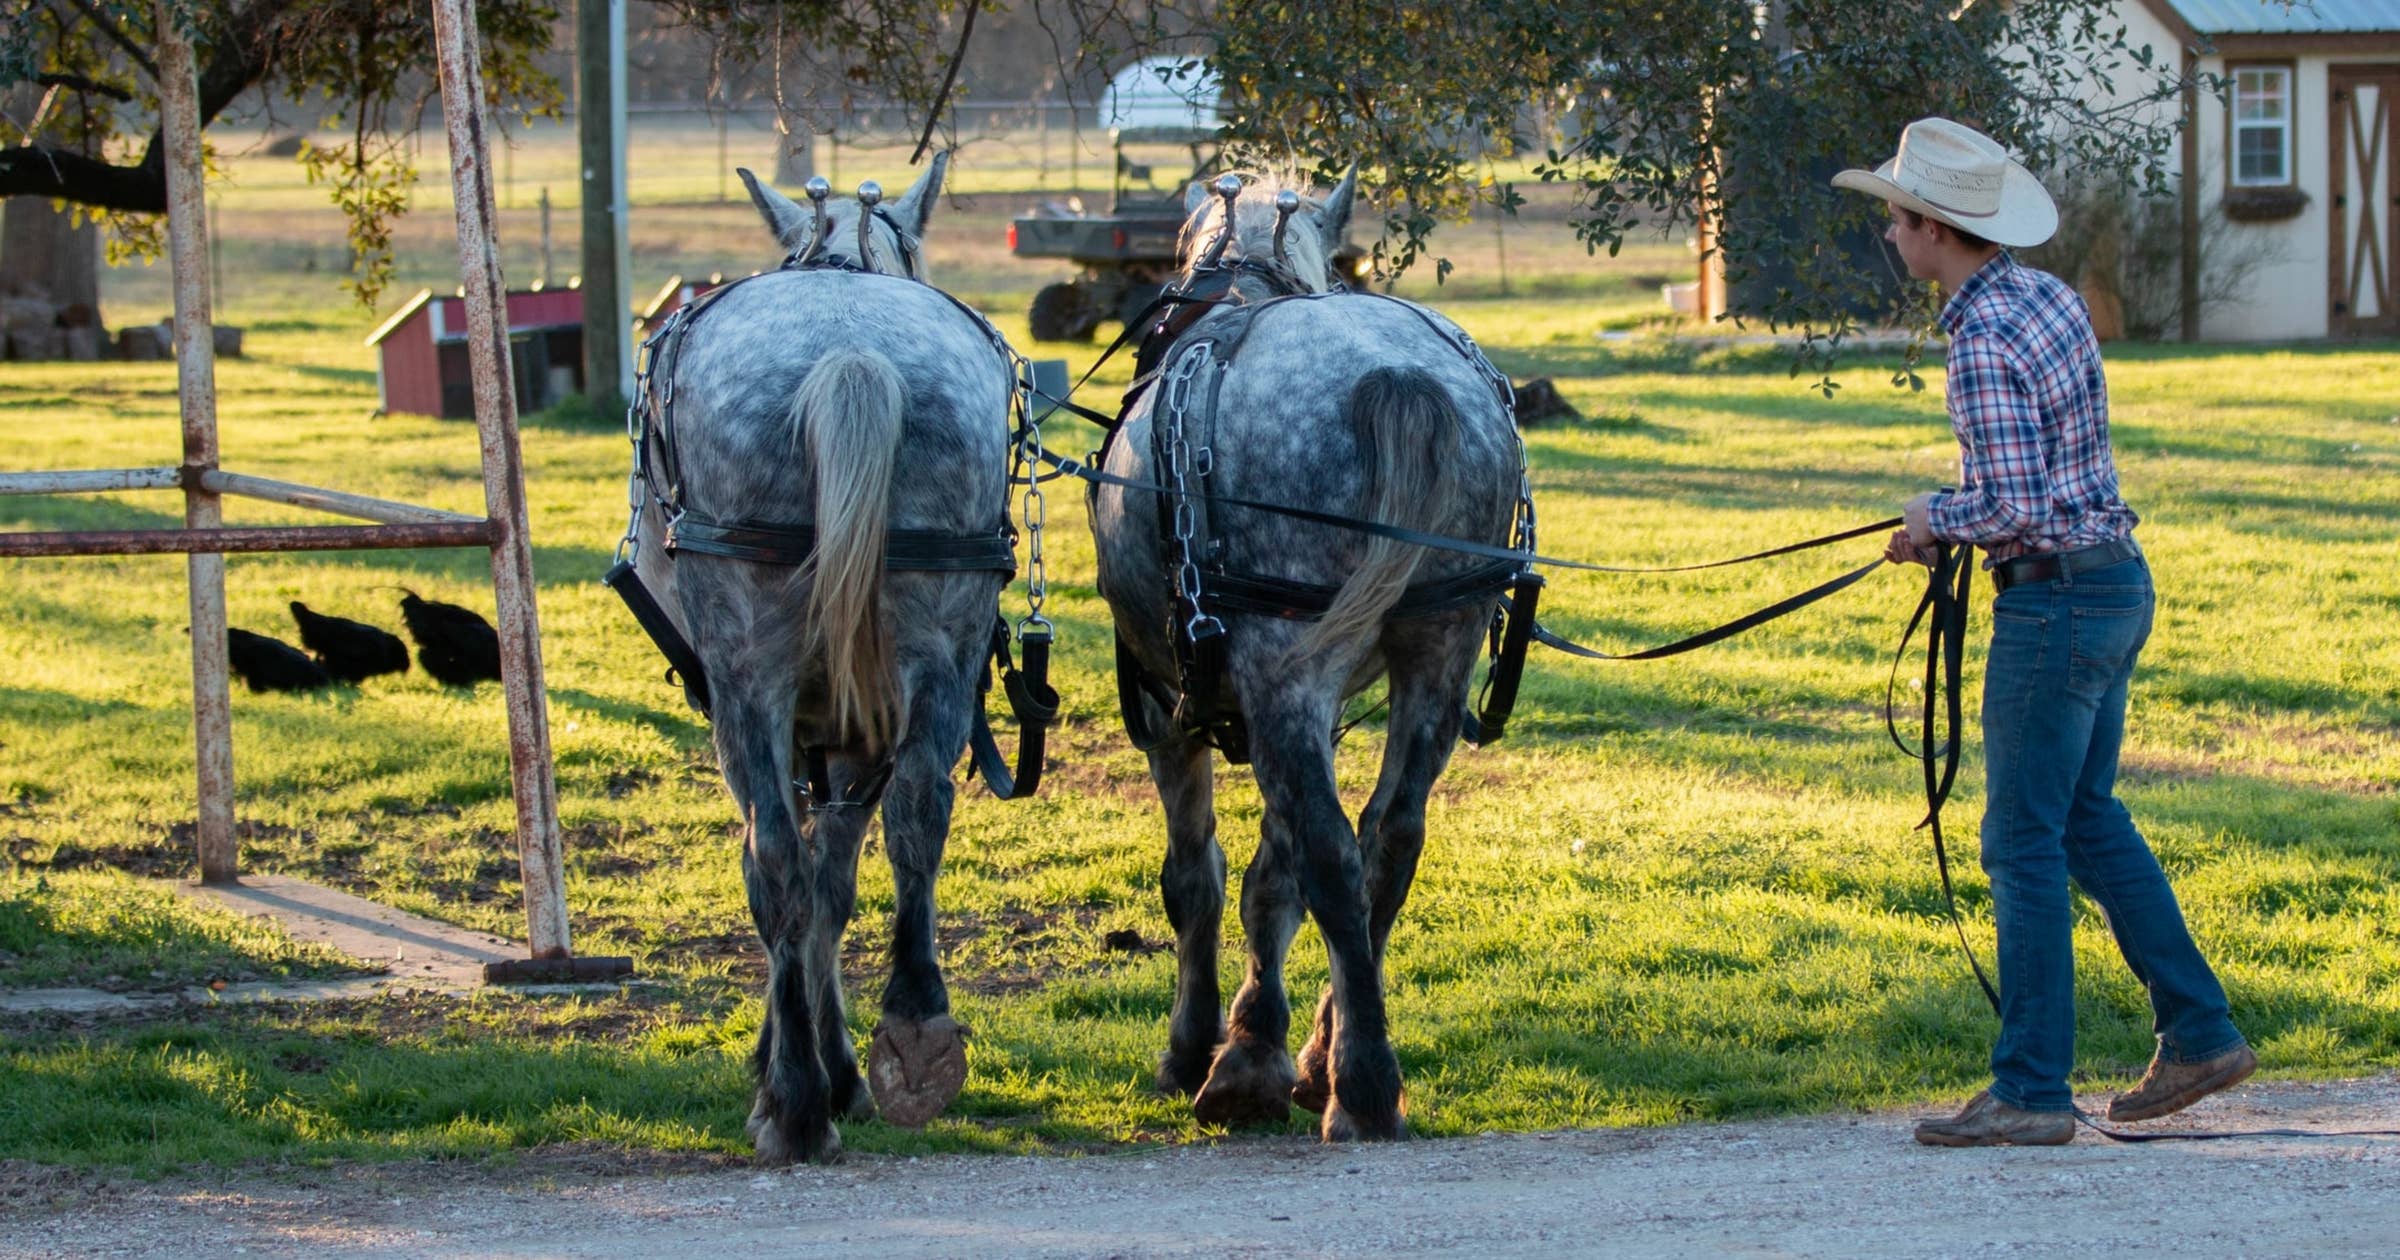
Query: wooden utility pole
433 0 572 960
157 6 235 885
577 0 632 410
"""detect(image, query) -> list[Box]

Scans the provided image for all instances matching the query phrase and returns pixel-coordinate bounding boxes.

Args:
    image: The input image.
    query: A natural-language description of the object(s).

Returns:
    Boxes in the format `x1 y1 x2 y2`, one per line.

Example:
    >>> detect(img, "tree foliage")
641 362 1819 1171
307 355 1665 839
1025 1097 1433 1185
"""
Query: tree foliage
5 0 2193 332
1 0 560 305
1209 0 2191 353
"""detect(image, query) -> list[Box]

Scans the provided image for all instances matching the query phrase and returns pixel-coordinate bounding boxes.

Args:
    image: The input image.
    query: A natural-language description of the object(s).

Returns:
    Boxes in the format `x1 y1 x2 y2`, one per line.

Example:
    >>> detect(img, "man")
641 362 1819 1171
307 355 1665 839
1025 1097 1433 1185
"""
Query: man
1833 118 2252 1147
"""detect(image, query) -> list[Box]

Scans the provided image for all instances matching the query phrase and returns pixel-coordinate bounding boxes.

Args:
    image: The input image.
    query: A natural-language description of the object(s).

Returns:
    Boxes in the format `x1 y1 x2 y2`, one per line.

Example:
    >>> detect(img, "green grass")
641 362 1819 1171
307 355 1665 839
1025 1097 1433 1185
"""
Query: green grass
0 870 374 991
4 181 2398 1170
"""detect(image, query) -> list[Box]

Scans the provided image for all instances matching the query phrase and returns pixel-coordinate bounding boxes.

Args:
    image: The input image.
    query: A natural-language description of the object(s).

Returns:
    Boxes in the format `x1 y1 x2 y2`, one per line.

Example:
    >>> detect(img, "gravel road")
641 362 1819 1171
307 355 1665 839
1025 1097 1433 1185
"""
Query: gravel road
8 1075 2398 1258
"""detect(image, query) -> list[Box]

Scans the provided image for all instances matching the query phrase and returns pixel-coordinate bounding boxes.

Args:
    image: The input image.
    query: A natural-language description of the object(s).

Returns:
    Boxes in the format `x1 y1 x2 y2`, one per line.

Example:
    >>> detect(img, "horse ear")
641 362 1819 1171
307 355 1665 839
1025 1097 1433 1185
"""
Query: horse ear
738 167 811 250
1184 180 1215 217
1320 164 1359 252
891 150 949 237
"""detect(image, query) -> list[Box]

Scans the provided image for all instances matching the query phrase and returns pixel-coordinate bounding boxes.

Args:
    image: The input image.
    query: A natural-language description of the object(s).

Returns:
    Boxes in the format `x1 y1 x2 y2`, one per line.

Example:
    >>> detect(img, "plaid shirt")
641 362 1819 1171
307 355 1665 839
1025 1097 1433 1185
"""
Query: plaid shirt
1926 253 2137 565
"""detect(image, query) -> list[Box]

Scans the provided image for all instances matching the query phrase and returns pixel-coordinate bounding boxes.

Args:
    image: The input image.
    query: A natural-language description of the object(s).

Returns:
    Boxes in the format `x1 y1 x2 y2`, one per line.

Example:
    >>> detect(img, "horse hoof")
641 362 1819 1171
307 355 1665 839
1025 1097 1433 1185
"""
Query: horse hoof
1156 1044 1217 1097
1291 1036 1332 1114
1321 1095 1408 1143
753 1115 841 1165
870 1014 971 1128
1193 1039 1297 1129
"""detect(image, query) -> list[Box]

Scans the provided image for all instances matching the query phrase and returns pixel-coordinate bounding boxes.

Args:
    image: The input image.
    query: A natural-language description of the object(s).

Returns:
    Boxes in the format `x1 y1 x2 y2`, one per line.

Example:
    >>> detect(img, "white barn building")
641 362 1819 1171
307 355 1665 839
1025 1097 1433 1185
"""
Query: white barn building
2126 0 2400 339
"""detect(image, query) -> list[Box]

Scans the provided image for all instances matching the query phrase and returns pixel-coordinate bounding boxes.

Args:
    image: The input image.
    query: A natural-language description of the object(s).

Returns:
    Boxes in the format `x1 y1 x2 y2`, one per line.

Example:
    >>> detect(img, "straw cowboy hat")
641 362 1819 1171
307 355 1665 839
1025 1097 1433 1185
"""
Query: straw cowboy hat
1832 117 2058 249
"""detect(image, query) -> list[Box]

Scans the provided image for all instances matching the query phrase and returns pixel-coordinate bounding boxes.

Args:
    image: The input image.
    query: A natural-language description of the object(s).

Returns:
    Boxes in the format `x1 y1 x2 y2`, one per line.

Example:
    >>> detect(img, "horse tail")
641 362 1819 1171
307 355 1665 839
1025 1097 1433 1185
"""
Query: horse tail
791 347 904 751
1291 366 1460 662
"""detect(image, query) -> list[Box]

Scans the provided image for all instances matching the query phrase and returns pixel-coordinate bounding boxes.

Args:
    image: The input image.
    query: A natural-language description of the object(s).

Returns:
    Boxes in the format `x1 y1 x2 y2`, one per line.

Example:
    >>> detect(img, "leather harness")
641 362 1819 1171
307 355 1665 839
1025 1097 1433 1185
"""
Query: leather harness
1098 262 1537 763
605 238 1058 808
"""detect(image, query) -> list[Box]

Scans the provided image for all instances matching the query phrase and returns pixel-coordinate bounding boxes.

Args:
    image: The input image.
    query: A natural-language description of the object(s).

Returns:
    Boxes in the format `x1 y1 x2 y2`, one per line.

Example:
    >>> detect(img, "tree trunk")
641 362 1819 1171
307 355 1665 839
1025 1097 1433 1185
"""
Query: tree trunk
773 120 816 186
0 197 103 322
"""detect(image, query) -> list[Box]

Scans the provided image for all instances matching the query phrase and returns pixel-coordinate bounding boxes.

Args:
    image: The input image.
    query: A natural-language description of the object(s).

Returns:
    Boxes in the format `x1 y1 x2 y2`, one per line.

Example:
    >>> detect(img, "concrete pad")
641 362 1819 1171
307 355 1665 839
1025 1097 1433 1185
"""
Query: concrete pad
0 877 628 1016
172 874 521 991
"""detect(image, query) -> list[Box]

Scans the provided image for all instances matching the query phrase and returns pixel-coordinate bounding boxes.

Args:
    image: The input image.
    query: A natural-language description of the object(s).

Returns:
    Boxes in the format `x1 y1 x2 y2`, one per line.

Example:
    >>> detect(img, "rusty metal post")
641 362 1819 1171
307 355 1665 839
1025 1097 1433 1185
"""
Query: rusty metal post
429 0 571 960
157 6 236 885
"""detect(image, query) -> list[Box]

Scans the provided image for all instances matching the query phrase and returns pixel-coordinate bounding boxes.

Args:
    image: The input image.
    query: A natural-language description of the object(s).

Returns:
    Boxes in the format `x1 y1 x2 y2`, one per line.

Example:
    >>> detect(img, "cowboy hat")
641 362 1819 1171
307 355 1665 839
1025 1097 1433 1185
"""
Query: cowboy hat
1832 117 2058 249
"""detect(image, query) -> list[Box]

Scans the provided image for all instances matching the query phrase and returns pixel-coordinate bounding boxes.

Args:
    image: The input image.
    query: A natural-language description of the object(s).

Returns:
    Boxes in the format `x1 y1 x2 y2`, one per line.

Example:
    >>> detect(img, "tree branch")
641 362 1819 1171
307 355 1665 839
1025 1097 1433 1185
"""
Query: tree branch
13 0 300 214
35 72 134 102
0 142 167 210
50 0 160 82
910 0 981 164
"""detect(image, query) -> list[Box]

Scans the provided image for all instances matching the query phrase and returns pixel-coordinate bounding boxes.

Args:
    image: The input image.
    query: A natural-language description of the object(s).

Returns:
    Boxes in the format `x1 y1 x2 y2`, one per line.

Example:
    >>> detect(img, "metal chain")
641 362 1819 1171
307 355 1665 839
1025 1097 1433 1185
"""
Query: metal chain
1160 344 1222 640
1013 364 1052 636
615 307 686 567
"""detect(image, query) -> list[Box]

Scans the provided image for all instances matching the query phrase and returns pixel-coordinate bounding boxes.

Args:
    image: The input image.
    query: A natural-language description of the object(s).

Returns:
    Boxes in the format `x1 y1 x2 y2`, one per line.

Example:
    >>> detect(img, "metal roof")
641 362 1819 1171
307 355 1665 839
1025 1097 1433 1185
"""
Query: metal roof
2164 0 2400 34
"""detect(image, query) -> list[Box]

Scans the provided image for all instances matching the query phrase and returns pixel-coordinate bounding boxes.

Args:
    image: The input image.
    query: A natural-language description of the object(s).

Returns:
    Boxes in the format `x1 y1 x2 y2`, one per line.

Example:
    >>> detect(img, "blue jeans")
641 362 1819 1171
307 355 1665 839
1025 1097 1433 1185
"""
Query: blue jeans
1978 553 2242 1112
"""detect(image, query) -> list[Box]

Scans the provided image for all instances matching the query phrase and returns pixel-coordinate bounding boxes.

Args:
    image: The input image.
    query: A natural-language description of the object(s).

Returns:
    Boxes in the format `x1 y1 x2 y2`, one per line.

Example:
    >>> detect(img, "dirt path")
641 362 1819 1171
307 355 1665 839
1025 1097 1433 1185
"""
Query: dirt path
8 1075 2400 1258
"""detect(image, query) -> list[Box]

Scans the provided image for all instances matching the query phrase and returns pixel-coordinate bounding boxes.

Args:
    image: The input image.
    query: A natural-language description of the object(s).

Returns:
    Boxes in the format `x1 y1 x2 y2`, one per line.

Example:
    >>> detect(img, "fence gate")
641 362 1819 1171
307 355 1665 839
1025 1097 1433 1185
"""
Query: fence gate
0 1 608 978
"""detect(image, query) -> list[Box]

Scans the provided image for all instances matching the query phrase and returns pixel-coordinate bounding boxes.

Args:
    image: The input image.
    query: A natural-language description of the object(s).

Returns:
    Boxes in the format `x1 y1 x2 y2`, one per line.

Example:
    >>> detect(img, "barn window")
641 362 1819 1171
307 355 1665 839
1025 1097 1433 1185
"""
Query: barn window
2231 65 2294 188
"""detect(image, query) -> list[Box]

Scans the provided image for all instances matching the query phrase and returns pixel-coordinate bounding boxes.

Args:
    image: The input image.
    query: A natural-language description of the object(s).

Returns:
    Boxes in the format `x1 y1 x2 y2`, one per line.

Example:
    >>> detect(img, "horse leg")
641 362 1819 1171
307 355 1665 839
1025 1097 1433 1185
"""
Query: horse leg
1150 728 1225 1096
716 682 842 1164
1243 690 1408 1142
868 651 976 1128
1191 782 1303 1128
806 762 878 1125
1295 615 1481 1116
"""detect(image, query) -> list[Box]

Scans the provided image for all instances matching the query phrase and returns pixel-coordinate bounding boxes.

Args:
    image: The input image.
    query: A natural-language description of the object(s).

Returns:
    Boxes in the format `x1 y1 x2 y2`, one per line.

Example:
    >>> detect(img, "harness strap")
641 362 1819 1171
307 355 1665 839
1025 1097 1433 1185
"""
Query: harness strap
1533 558 1887 662
968 618 1059 799
603 560 713 718
1115 634 1179 753
1461 570 1546 746
1036 439 1898 577
667 520 1016 573
1202 558 1521 622
1884 544 1994 1010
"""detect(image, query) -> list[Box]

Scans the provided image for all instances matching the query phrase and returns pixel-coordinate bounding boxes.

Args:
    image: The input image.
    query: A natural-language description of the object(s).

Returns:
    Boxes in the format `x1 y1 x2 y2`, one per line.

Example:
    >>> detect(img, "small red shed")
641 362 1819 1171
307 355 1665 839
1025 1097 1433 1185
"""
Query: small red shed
636 273 731 332
365 284 588 419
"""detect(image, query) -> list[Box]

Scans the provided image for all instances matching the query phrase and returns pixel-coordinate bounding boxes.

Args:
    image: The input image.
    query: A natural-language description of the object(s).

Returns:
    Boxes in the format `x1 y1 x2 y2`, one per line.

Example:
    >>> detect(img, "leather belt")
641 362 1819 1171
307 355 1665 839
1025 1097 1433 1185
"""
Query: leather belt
1989 536 2141 593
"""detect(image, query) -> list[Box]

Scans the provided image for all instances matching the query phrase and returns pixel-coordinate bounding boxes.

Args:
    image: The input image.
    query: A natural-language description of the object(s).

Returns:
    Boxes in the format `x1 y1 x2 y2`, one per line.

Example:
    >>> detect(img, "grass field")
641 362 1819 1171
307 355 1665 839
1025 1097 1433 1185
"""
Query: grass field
2 135 2397 1172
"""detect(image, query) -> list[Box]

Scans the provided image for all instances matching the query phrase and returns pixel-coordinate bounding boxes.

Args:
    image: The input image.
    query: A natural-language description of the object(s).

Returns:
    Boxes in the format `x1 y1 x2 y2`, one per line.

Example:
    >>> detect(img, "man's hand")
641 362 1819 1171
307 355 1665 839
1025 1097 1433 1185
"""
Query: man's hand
1884 528 1936 567
1902 491 1940 548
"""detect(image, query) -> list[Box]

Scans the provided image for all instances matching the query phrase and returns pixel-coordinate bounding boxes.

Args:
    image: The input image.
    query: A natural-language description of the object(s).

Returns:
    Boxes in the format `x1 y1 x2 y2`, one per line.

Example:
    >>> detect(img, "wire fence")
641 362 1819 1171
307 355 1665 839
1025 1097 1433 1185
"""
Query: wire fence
479 101 1205 210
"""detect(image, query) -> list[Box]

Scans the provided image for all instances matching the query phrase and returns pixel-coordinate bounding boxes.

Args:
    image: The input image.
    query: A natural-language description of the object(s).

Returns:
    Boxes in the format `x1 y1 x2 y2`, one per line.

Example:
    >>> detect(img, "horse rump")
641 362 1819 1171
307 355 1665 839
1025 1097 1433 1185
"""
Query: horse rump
1290 365 1462 661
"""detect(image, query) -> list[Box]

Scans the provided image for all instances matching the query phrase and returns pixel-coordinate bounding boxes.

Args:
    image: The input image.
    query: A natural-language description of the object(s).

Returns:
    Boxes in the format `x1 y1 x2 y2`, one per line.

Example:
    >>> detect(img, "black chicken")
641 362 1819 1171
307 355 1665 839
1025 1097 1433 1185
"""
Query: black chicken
398 589 504 687
288 601 410 683
225 627 333 693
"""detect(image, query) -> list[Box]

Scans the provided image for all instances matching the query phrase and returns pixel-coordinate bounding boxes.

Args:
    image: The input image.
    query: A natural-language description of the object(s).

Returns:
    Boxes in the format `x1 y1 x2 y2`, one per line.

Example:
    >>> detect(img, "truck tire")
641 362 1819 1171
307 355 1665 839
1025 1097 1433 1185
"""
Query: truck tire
1029 283 1103 342
1116 282 1166 334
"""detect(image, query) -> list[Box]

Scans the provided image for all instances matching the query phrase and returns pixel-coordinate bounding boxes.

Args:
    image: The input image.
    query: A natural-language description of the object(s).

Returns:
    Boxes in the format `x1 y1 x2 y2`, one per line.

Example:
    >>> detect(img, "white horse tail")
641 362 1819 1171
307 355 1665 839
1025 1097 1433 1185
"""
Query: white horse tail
1292 366 1460 663
791 347 905 751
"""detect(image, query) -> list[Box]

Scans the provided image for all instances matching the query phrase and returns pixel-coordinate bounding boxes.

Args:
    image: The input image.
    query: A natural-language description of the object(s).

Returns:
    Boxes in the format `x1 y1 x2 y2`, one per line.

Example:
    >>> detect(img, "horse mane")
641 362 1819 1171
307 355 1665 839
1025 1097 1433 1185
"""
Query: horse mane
1177 174 1334 294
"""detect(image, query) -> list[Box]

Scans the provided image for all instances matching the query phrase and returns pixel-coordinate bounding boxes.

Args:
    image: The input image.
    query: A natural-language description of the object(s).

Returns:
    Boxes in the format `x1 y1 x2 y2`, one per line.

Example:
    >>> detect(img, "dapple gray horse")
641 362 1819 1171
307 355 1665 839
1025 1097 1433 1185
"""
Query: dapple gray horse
1091 173 1522 1140
632 154 1013 1162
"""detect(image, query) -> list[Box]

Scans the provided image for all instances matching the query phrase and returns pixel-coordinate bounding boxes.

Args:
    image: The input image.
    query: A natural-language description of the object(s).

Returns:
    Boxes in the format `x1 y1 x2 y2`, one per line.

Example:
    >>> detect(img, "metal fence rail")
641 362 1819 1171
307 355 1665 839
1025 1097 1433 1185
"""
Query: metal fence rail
1 1 586 973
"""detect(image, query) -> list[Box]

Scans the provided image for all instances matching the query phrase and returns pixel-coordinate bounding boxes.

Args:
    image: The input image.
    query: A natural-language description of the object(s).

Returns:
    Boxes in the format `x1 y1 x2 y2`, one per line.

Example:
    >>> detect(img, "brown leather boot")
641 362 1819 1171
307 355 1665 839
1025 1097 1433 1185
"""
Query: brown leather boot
2106 1042 2256 1122
1913 1090 2076 1147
